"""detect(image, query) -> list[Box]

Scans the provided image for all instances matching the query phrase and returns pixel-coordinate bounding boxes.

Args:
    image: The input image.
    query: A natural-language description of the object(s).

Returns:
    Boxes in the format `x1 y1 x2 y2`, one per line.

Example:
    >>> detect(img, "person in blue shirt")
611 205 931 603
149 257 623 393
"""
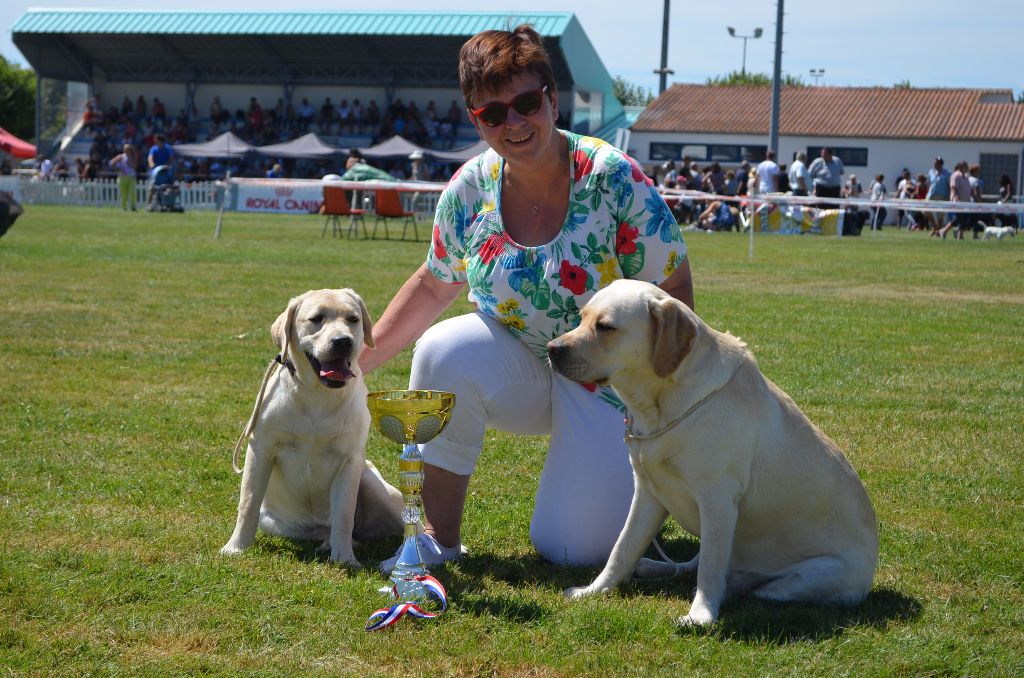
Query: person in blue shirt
147 134 174 178
925 156 950 233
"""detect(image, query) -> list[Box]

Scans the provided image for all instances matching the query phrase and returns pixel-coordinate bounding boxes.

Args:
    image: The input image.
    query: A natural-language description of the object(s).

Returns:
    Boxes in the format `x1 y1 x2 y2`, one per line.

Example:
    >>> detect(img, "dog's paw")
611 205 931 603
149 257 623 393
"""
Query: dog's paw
677 604 717 628
219 542 245 556
330 551 361 569
564 585 595 599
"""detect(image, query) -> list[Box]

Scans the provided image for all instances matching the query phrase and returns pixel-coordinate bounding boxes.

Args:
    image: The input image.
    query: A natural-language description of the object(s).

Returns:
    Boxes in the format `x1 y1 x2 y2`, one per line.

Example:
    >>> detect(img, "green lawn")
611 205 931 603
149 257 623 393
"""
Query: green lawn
1 206 1022 676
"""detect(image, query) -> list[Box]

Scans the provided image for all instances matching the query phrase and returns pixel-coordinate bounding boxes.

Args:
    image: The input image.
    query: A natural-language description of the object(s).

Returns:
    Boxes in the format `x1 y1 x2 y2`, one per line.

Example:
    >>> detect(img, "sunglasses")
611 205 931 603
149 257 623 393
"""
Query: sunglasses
470 85 548 127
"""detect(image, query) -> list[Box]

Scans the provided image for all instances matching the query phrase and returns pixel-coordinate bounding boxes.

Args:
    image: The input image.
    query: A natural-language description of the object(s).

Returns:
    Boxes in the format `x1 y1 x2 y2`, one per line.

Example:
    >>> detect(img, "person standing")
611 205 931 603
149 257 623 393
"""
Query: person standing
788 151 810 196
869 174 887 230
755 150 780 194
147 134 174 178
925 156 950 234
997 174 1017 229
109 143 138 211
808 147 844 208
361 24 693 572
938 161 971 239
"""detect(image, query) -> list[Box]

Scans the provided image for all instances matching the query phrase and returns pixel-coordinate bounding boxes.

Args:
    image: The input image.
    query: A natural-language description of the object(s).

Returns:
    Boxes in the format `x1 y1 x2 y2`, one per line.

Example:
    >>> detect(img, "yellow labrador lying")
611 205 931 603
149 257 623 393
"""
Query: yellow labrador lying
221 289 403 566
548 280 878 626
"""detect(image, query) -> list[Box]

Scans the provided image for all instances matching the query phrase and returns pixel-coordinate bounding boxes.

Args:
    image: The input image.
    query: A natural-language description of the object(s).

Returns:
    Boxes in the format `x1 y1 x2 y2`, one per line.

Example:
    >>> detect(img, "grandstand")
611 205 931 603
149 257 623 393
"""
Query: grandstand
12 9 629 177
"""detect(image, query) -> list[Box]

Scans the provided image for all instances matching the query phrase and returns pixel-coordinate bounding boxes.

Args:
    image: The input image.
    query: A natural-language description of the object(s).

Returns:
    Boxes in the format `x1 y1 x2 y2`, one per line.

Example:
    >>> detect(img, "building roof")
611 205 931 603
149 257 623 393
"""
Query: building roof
11 9 573 38
11 10 577 87
632 84 1024 142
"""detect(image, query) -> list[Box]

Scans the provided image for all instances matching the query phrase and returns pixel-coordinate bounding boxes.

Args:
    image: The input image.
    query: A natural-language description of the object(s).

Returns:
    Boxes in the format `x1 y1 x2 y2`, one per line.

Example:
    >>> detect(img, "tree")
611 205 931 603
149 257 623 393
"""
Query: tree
612 76 654 106
894 80 912 89
0 56 35 140
705 70 806 87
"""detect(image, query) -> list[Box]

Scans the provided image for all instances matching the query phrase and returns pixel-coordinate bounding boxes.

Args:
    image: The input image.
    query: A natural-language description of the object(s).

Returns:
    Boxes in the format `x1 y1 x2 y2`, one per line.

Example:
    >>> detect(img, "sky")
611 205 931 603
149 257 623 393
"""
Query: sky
2 0 1022 98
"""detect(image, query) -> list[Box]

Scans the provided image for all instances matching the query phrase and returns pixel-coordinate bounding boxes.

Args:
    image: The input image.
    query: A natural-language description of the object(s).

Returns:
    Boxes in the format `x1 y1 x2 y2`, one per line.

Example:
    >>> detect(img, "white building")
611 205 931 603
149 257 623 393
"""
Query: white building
629 84 1024 198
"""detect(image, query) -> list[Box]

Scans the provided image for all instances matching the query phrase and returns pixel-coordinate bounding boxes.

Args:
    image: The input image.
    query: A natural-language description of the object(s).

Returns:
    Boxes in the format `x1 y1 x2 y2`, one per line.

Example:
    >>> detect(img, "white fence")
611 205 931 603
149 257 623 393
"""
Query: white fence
15 176 221 211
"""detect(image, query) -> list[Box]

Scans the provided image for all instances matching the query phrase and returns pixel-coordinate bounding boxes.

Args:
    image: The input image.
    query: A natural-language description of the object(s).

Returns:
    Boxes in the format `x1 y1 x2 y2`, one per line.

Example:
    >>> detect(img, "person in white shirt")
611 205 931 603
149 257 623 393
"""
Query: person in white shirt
868 174 887 230
788 152 810 196
755 150 780 194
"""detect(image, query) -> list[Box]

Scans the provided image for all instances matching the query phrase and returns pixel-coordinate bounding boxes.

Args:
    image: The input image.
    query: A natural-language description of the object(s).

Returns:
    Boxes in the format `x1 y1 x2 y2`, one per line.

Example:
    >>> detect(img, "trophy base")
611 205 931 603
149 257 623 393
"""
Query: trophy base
389 534 440 605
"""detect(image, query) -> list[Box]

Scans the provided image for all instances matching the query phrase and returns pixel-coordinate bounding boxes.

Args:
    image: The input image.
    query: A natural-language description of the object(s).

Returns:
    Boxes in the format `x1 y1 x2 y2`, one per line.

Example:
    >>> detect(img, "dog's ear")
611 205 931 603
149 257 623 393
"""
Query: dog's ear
347 289 375 349
271 293 305 362
649 297 697 378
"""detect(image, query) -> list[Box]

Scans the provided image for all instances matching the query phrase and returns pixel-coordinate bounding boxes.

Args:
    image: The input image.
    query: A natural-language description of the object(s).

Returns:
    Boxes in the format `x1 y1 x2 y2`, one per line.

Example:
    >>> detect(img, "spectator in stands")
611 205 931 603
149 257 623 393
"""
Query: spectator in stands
297 98 315 133
723 169 738 196
247 98 264 138
120 96 134 122
808 147 843 208
925 156 950 234
366 100 382 132
997 174 1017 229
351 99 365 133
53 156 70 180
75 157 86 179
266 163 284 179
756 150 780 194
151 97 167 130
109 143 138 211
319 98 335 133
82 155 99 180
660 160 678 188
705 161 725 194
337 99 352 134
147 134 174 178
169 119 188 145
134 95 147 123
788 151 810 196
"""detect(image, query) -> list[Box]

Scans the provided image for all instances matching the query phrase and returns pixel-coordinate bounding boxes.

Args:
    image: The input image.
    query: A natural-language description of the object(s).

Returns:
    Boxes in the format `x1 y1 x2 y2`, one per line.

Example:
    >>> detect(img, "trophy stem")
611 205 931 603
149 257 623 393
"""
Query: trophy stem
391 443 431 601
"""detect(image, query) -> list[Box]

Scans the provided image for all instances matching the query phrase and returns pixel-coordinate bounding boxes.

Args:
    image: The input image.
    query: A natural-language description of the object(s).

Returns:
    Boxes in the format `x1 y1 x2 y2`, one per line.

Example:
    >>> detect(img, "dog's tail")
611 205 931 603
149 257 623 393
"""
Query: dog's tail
232 359 283 474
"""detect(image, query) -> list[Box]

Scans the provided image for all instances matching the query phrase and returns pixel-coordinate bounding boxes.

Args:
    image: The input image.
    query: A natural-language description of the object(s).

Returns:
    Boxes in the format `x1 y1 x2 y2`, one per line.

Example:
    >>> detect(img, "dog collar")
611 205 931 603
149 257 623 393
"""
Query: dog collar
274 353 296 376
624 362 742 443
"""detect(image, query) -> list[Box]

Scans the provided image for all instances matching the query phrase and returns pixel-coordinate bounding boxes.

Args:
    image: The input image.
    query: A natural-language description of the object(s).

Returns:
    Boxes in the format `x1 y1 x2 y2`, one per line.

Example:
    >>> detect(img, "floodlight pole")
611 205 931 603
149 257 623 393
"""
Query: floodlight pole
768 0 785 157
654 0 674 94
727 26 762 76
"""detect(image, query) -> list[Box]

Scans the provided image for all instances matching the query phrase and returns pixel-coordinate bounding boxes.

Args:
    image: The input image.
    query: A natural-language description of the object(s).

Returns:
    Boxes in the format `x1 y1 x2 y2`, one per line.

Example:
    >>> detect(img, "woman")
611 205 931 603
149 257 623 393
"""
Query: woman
108 144 138 211
868 174 887 230
361 25 693 571
997 174 1017 229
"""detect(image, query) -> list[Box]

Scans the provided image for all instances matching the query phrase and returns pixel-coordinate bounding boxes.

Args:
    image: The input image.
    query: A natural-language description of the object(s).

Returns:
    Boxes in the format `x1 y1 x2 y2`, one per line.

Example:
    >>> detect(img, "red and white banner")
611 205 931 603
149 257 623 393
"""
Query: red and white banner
233 179 325 214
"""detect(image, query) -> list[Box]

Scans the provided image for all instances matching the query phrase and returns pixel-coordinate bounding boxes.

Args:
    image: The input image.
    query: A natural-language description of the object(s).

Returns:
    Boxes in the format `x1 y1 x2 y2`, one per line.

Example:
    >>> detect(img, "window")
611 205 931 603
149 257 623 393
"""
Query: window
807 146 869 167
979 153 1018 199
649 142 766 164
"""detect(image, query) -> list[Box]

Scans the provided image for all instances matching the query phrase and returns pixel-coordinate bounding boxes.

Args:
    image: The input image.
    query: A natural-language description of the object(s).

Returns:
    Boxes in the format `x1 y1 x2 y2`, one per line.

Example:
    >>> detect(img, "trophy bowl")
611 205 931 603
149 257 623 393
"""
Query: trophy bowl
367 389 455 445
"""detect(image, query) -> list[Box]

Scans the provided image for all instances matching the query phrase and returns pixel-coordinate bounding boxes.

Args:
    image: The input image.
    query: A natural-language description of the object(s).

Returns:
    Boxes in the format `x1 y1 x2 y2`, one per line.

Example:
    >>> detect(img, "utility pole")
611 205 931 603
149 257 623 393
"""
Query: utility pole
768 0 784 157
653 0 674 94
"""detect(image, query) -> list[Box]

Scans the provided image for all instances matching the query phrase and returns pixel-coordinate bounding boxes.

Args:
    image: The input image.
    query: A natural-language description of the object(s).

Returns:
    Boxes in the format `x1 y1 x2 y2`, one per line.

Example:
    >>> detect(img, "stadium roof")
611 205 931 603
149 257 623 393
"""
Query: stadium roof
11 9 580 88
633 84 1024 142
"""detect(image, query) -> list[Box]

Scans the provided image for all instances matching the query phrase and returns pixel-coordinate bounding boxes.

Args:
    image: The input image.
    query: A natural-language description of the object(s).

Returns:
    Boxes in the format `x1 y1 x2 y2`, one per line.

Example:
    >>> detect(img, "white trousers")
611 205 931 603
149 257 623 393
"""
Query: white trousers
410 312 635 566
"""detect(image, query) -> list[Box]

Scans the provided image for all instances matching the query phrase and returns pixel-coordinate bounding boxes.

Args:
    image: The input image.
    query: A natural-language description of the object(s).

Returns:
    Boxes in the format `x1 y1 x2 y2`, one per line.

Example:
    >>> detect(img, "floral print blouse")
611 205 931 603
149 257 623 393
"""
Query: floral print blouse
427 131 687 410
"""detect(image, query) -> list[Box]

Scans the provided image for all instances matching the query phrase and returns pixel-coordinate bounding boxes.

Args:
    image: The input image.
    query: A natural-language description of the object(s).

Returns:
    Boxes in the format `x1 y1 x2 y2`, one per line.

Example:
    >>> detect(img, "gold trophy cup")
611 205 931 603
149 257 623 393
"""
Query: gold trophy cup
367 389 455 604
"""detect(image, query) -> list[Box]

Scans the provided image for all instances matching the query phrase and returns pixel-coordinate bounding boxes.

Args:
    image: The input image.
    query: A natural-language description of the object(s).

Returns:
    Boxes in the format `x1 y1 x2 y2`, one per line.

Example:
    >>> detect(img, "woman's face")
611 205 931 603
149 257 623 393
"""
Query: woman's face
469 72 559 168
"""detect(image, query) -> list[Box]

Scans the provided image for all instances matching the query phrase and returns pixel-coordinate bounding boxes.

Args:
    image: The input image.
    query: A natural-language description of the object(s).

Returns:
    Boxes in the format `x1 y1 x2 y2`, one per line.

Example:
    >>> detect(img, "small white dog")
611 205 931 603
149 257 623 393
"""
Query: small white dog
982 224 1016 240
221 289 403 565
548 280 878 626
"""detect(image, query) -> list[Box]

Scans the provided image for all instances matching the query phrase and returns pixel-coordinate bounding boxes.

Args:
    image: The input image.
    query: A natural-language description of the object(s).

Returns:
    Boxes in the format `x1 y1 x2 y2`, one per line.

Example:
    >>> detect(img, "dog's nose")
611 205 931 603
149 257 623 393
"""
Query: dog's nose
547 341 566 360
331 336 354 353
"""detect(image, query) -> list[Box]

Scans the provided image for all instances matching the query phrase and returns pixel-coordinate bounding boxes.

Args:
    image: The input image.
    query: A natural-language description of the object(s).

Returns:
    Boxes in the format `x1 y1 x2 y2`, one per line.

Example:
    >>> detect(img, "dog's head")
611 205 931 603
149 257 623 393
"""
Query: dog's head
271 289 375 389
547 279 697 386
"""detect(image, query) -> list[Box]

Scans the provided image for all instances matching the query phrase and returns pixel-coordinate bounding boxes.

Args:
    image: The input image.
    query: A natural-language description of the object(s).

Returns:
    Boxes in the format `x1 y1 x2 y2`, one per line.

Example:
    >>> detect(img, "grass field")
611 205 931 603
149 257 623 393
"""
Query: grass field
1 206 1022 676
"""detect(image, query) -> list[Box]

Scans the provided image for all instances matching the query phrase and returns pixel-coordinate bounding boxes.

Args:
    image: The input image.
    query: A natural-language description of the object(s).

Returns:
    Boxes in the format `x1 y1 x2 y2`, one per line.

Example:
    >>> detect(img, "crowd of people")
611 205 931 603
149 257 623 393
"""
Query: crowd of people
653 149 1018 238
34 92 478 184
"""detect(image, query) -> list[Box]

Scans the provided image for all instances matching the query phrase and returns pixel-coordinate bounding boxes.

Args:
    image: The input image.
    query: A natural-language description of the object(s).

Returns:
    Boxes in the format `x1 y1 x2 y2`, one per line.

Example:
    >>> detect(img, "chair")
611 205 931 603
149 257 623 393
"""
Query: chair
372 189 418 241
321 185 366 238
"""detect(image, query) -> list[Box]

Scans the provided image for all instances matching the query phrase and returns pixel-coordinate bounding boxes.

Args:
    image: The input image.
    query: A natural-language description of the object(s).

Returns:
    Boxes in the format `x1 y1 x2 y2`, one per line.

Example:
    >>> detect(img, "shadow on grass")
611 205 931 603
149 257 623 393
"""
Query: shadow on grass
253 536 920 643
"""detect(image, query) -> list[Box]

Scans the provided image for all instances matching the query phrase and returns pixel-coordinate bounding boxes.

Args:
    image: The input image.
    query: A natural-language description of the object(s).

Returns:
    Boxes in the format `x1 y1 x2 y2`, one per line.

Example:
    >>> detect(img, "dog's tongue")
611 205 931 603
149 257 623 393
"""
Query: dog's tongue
319 360 355 382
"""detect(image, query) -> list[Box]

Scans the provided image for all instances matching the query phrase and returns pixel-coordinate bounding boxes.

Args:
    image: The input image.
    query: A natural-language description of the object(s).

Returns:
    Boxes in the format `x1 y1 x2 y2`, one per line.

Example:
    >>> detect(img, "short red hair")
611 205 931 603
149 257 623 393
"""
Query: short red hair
458 24 557 108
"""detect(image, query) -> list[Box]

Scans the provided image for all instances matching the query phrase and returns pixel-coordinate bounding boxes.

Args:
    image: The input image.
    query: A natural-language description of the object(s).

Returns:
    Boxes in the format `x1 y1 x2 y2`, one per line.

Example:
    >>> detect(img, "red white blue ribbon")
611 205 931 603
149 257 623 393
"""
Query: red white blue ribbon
364 575 448 632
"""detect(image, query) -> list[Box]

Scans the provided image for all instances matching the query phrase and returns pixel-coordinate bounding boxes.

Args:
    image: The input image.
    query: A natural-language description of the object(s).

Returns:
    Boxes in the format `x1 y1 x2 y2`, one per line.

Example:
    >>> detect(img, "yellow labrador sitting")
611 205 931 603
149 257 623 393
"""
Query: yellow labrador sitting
221 289 403 566
548 280 878 626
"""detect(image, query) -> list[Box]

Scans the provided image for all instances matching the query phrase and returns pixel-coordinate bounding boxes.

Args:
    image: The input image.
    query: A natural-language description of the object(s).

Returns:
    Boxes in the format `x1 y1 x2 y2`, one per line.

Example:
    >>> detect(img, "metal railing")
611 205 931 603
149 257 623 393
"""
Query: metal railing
15 176 221 211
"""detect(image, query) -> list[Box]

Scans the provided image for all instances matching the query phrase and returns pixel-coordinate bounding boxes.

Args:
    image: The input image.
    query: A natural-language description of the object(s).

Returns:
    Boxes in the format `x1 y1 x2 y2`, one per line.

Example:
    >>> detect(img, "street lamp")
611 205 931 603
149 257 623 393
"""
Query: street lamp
726 26 763 76
809 68 826 86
